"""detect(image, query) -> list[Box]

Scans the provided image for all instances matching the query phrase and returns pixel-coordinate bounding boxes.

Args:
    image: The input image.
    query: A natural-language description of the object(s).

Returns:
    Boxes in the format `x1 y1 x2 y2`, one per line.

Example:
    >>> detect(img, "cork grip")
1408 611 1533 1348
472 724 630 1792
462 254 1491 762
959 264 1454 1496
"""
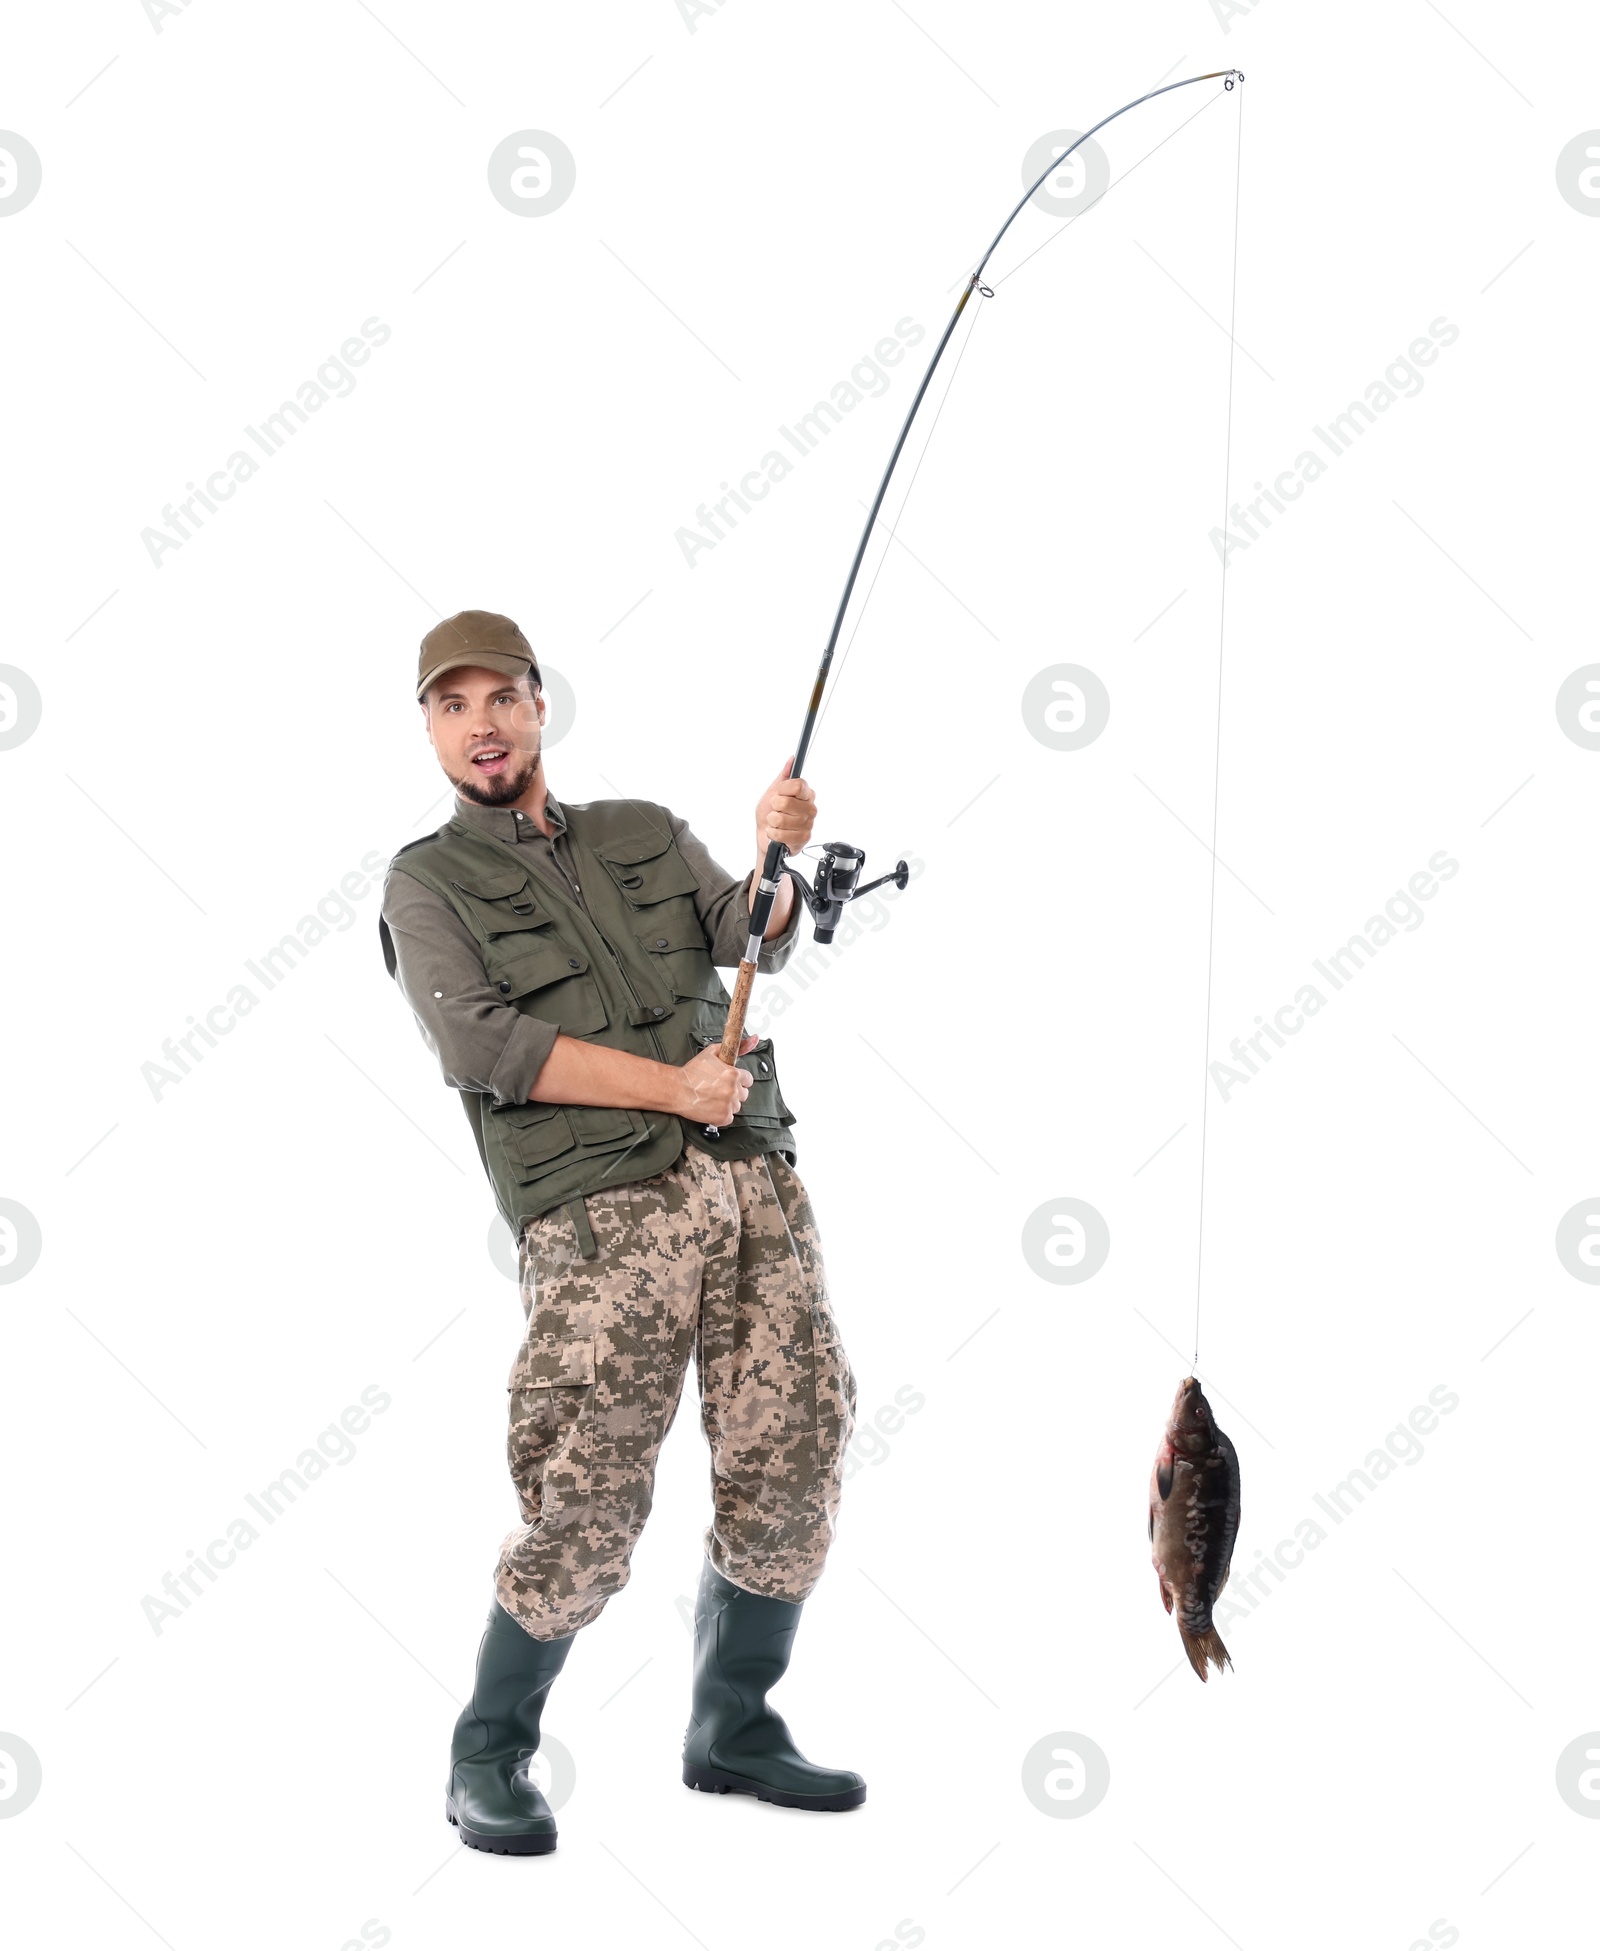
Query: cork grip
716 958 758 1065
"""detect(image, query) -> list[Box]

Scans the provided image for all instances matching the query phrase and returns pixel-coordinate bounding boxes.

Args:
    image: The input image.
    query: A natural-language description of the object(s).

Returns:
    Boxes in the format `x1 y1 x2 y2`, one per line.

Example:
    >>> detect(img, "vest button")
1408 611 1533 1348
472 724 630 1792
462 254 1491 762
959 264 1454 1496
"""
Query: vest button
498 981 510 993
651 1006 664 1017
567 957 581 969
655 936 668 948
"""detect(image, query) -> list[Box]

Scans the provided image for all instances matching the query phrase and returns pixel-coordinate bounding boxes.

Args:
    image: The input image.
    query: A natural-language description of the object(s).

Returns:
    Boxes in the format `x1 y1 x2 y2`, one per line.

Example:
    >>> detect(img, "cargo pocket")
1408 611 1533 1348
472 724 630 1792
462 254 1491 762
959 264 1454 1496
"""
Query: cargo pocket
595 831 701 906
693 1033 795 1136
636 910 722 989
492 1099 650 1189
495 1100 578 1181
452 866 609 1037
488 934 607 1037
450 866 549 934
507 1333 596 1513
639 911 727 1039
732 1037 788 1127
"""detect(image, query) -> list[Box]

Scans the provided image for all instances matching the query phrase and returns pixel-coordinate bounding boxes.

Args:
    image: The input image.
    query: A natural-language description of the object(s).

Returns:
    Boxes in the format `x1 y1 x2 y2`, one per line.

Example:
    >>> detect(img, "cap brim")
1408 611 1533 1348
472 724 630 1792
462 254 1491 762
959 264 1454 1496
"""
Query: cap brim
416 651 535 701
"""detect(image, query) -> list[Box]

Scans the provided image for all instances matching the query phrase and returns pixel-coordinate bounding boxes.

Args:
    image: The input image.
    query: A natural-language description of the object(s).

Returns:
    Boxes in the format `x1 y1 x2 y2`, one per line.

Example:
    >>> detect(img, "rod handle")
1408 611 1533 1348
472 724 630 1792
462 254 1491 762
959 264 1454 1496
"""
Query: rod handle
716 958 758 1065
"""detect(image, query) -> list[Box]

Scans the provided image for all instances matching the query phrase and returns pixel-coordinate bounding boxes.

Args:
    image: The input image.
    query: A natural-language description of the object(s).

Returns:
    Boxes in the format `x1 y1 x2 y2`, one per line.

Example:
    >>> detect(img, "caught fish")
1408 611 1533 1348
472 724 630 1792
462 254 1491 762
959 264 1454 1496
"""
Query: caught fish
1149 1376 1241 1681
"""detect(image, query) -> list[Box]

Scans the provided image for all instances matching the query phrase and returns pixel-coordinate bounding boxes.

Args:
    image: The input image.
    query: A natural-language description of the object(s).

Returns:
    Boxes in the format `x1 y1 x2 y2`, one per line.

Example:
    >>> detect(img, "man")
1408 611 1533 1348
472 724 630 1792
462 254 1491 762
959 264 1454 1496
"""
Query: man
379 610 863 1855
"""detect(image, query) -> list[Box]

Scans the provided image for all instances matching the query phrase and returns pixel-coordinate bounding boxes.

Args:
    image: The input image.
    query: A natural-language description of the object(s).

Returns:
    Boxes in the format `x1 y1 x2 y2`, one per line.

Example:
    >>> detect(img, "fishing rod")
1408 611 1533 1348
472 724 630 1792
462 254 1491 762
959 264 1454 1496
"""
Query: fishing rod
705 66 1245 1138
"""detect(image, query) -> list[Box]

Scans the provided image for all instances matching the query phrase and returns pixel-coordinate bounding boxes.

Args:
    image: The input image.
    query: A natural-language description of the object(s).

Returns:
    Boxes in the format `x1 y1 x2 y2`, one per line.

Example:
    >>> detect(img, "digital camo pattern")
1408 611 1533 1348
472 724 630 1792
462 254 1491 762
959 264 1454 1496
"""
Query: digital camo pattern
496 1145 856 1638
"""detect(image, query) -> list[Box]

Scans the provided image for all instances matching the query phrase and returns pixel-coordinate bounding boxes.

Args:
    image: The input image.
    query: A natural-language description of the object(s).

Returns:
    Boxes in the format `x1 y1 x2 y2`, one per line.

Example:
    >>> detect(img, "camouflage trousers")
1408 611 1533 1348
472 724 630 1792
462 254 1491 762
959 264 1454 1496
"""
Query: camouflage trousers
495 1143 857 1639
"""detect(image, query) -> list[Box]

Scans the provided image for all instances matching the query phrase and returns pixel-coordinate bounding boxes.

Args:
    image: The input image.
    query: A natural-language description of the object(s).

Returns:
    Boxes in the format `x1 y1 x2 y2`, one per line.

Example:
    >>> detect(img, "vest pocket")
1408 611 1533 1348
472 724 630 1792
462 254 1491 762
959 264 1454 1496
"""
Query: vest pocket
595 831 701 904
692 1033 795 1132
637 910 727 1007
498 1100 578 1173
450 867 551 933
449 868 610 1036
735 1037 793 1128
567 1105 637 1146
488 934 607 1036
492 1099 651 1184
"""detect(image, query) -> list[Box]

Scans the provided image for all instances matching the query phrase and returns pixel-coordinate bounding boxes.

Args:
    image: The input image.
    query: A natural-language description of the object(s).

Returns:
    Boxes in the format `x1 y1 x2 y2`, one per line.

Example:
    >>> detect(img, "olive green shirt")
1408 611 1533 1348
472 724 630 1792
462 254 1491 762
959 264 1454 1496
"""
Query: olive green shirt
382 788 802 1109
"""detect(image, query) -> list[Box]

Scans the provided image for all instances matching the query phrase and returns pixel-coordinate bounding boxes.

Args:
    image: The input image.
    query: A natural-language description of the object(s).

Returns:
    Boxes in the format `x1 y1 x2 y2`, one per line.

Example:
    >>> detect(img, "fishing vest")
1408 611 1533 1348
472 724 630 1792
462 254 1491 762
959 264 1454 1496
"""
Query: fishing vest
378 799 796 1258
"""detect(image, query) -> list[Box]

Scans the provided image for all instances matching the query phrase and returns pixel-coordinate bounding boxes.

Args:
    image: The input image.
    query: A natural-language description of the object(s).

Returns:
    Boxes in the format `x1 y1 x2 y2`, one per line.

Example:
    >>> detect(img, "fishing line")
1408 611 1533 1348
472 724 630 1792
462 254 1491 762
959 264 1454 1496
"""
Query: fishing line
1192 86 1246 1375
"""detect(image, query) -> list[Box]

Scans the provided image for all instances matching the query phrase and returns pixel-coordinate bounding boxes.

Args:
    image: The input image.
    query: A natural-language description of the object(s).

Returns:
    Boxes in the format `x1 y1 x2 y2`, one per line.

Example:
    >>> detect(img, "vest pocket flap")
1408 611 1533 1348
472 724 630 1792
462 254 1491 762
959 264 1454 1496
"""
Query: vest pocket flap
594 830 674 867
493 938 593 997
496 1101 578 1170
566 1105 635 1146
636 913 708 956
489 940 607 1038
453 866 533 898
597 834 700 903
509 1333 595 1391
450 870 549 934
491 1098 644 1182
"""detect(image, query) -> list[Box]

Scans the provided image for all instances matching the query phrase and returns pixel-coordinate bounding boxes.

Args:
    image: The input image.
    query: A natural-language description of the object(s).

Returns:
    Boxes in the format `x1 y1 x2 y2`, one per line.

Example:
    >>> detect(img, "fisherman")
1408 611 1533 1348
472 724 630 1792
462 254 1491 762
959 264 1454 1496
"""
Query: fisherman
378 610 864 1854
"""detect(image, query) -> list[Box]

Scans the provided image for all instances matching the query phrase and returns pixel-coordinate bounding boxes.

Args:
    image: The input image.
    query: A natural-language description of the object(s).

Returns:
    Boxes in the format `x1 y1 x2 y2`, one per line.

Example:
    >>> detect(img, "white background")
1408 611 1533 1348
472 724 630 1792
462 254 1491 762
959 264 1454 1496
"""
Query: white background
2 2 1596 1947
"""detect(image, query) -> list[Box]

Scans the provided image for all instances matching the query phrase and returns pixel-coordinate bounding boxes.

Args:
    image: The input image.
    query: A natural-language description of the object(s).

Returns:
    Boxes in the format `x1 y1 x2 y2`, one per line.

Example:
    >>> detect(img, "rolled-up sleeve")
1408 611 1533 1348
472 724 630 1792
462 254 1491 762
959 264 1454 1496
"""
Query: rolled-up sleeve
665 809 803 974
382 867 558 1106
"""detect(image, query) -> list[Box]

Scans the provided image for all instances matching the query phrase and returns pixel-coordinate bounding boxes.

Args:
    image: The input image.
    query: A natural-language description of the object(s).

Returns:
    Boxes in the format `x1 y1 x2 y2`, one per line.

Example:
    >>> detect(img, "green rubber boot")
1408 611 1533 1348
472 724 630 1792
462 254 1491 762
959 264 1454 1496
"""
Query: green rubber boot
445 1602 576 1854
682 1558 866 1811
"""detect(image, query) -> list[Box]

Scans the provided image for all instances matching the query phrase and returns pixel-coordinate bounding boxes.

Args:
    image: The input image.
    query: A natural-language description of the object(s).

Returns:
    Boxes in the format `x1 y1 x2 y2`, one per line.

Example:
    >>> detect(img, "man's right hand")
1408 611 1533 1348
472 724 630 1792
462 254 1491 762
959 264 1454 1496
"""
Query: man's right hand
675 1035 759 1124
524 1030 764 1123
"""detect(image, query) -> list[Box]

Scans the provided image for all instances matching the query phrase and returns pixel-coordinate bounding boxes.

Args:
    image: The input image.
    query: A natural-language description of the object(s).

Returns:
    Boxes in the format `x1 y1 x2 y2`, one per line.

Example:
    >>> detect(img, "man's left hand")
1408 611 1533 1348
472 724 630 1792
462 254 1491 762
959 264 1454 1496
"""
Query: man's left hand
755 758 816 861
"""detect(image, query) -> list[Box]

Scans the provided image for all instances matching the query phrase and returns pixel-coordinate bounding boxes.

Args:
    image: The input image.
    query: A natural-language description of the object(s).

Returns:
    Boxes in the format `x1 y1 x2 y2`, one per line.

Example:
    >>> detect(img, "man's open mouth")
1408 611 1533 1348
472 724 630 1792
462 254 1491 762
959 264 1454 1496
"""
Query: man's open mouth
470 747 509 772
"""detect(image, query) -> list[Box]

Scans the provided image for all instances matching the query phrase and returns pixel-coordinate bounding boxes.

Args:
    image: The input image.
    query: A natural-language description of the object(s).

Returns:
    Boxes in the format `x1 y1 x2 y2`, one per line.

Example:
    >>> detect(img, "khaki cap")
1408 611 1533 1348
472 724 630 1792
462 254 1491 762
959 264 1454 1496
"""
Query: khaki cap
416 610 541 701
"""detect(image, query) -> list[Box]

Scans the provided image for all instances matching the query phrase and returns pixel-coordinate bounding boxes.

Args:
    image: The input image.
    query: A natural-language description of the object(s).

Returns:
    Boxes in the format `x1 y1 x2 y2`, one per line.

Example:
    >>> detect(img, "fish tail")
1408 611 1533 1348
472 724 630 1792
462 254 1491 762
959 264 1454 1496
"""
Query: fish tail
1180 1624 1232 1681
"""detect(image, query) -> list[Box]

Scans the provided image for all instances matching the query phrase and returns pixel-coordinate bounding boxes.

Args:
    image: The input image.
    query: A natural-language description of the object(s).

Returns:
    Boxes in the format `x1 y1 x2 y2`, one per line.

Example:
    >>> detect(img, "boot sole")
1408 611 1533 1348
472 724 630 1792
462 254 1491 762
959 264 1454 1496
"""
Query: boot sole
682 1763 866 1811
446 1801 558 1855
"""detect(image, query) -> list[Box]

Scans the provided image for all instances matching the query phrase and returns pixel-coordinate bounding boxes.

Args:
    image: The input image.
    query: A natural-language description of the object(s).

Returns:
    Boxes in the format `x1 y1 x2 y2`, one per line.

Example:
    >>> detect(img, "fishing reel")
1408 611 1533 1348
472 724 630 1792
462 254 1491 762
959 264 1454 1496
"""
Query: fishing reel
779 841 908 945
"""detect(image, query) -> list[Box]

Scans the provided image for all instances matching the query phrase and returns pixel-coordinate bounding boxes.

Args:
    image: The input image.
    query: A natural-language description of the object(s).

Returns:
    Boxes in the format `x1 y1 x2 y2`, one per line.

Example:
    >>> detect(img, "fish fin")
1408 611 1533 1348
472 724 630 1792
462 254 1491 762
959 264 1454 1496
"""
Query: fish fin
1156 1459 1173 1499
1157 1572 1173 1615
1180 1624 1232 1682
